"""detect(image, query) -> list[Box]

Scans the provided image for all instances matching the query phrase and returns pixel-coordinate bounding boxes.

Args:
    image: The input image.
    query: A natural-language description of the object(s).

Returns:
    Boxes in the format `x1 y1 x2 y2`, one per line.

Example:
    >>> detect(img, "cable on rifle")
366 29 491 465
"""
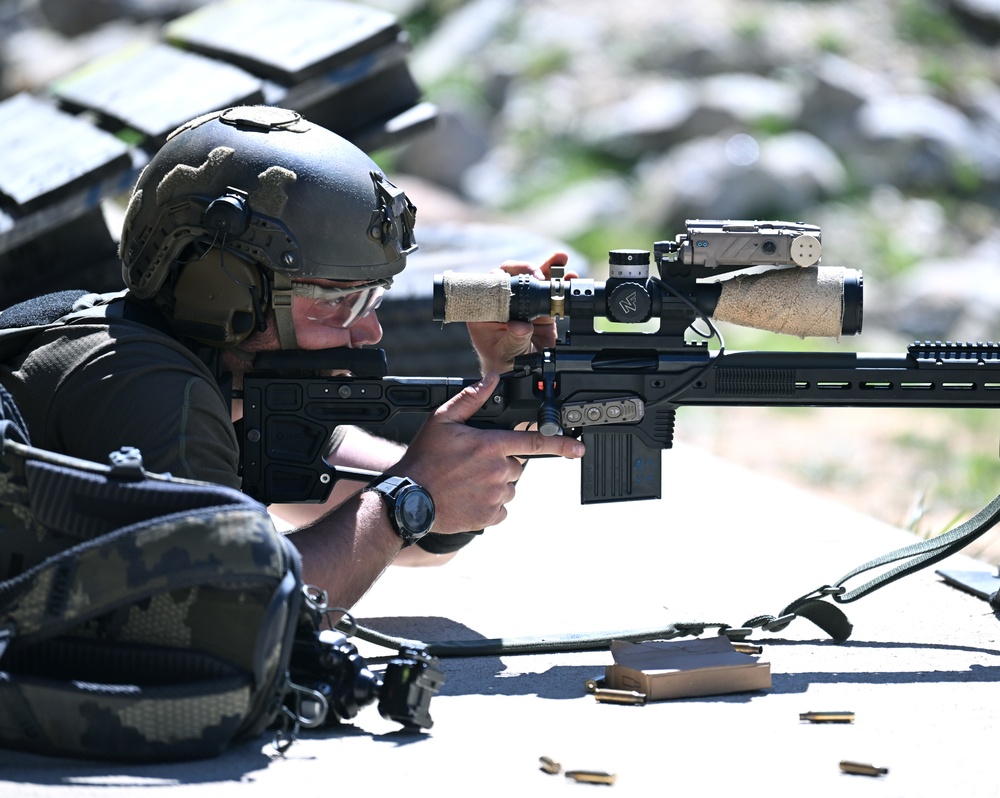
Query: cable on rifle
648 275 725 405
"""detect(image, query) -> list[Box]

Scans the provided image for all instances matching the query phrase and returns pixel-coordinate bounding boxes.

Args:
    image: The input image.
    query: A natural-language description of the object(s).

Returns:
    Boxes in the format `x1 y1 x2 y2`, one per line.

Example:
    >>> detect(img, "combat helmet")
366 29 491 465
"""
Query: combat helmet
119 105 417 348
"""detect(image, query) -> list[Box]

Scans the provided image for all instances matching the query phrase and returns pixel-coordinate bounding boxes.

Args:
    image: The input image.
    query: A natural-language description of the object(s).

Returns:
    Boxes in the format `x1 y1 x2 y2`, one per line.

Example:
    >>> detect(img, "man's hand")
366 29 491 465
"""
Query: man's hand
467 251 576 375
392 372 585 535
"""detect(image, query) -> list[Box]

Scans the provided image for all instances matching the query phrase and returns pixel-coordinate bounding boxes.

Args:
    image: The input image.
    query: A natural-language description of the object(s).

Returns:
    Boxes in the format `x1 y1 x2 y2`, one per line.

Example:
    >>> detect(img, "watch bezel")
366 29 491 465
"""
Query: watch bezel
368 476 435 546
392 482 435 542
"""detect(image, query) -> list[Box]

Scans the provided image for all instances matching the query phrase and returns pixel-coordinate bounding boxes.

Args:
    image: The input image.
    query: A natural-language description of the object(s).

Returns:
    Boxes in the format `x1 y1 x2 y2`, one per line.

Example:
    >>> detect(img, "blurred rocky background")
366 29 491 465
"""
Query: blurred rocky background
5 0 1000 551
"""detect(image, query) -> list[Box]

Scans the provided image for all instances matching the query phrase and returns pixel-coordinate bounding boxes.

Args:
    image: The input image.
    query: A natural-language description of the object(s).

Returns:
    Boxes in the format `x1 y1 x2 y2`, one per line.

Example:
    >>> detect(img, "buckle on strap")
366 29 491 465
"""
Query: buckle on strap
270 273 298 349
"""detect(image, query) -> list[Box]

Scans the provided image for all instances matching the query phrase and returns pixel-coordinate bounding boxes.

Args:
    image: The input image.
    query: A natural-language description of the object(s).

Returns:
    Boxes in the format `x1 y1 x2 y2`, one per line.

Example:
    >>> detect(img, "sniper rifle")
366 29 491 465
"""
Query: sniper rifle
240 220 1000 506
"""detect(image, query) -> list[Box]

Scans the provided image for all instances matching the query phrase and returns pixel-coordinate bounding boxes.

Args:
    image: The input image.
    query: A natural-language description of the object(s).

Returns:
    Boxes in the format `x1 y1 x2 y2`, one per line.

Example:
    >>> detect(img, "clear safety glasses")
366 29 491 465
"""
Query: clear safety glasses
292 278 392 328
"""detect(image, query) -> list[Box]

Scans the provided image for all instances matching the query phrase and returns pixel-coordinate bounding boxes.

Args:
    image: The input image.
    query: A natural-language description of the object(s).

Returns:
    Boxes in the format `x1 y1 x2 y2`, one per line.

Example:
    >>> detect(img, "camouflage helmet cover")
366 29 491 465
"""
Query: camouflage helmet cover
120 106 418 303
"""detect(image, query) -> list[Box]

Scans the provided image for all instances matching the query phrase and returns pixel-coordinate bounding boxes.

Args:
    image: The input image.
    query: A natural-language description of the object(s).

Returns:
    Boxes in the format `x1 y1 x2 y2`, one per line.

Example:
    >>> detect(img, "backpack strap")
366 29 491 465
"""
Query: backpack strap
0 290 126 362
0 289 89 329
0 490 289 644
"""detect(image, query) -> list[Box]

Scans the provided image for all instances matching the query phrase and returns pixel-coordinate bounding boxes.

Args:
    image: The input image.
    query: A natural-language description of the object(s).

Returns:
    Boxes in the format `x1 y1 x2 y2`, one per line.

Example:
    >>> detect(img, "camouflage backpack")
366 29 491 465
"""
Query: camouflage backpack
0 380 305 761
0 291 443 762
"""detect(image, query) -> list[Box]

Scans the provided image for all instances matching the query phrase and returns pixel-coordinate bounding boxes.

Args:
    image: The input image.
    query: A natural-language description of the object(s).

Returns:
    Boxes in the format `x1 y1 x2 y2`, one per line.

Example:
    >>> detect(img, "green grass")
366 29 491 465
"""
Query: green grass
895 0 965 47
892 411 1000 534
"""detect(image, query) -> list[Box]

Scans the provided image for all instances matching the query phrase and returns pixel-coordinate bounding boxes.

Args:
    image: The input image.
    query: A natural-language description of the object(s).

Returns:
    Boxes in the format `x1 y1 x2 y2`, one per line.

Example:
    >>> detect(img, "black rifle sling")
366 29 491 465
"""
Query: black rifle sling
341 620 735 658
756 489 1000 641
831 489 1000 603
343 490 1000 656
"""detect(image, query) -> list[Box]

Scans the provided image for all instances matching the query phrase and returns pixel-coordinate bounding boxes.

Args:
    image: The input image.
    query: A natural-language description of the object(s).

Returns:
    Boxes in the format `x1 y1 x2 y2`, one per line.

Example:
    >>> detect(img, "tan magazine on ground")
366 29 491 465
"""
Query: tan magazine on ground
604 636 771 700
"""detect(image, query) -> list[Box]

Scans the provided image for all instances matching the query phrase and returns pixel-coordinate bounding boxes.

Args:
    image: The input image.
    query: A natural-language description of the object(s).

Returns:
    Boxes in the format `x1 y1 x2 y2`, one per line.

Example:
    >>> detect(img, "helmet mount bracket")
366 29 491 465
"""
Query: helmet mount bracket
204 189 251 238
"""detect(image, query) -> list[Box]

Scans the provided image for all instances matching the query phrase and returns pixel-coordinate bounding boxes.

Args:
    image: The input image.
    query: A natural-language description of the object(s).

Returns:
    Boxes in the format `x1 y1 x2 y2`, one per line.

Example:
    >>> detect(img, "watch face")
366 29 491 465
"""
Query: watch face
398 487 434 535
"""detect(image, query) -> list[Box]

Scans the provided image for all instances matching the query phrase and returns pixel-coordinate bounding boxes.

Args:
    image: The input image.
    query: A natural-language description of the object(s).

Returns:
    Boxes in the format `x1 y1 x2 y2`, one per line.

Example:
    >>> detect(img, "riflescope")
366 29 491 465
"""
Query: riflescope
432 221 864 340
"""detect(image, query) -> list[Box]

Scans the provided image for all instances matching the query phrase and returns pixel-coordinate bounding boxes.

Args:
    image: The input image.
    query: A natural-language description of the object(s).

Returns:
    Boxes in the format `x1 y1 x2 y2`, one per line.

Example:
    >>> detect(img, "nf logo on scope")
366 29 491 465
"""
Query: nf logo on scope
618 290 639 316
608 282 650 322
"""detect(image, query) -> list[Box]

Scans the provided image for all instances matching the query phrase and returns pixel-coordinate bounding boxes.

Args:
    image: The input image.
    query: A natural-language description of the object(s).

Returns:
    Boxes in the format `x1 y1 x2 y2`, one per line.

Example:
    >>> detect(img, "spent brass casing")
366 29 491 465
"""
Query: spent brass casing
593 688 647 706
840 761 888 777
565 770 617 785
800 711 855 723
732 643 764 655
539 756 561 775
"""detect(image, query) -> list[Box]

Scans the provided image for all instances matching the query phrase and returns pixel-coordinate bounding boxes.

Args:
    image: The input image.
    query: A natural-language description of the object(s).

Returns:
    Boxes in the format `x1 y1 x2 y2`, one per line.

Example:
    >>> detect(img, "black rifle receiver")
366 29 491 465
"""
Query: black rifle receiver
241 220 1000 505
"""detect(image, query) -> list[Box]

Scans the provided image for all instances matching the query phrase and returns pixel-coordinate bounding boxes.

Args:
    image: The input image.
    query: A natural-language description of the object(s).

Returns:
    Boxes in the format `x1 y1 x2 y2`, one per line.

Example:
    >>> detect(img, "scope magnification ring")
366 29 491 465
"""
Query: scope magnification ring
515 274 533 321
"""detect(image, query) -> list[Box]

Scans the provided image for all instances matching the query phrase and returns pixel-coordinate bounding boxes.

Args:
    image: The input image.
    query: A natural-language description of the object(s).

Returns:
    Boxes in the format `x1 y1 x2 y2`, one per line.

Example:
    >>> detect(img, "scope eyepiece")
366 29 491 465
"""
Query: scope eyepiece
841 269 864 337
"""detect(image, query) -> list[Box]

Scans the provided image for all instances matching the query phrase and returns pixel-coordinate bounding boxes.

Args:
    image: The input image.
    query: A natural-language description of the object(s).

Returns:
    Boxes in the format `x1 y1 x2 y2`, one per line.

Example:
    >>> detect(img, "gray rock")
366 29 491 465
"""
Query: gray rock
852 94 978 189
958 80 1000 183
410 0 523 86
758 130 848 195
577 79 698 156
577 73 800 158
798 54 891 152
878 236 1000 341
396 109 493 195
948 0 1000 39
634 130 845 226
683 73 801 138
508 174 635 243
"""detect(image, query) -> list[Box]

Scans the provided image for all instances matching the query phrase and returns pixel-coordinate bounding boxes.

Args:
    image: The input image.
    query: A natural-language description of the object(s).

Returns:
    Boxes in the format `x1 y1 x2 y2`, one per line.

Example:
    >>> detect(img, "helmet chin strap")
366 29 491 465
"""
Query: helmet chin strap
271 272 299 349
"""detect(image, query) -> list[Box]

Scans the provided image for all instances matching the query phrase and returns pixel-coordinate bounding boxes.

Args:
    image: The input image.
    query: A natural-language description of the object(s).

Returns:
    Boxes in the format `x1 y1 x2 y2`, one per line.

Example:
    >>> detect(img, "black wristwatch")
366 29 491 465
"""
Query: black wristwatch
365 476 436 547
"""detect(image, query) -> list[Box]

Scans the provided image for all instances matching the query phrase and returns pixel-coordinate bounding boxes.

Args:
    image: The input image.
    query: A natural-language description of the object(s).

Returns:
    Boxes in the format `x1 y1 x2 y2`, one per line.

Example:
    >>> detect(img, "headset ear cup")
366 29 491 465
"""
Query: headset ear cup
170 249 267 347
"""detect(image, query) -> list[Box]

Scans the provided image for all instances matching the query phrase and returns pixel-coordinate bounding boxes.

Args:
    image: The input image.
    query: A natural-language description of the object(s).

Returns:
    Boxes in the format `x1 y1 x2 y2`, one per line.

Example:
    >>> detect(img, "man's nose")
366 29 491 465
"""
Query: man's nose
350 311 382 346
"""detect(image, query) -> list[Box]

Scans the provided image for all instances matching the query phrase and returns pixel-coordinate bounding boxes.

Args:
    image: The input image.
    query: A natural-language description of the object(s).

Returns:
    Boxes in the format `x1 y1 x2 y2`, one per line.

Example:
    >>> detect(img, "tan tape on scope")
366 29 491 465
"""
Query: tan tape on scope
441 270 512 323
713 266 846 339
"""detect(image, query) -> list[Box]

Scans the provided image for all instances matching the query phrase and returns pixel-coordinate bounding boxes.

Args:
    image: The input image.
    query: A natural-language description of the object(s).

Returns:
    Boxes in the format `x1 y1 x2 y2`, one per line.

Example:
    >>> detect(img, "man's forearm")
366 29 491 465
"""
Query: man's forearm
327 424 406 471
289 489 403 610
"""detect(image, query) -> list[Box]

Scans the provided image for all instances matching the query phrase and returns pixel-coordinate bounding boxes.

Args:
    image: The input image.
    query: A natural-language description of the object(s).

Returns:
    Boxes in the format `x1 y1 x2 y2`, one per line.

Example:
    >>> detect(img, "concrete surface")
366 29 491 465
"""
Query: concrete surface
2 440 999 797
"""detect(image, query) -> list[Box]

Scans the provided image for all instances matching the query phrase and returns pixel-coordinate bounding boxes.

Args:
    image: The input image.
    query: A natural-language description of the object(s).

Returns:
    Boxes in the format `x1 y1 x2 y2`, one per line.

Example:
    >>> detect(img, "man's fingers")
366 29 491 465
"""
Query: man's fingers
505 319 535 342
436 372 501 424
495 427 586 459
540 251 569 273
500 251 569 280
432 375 585 458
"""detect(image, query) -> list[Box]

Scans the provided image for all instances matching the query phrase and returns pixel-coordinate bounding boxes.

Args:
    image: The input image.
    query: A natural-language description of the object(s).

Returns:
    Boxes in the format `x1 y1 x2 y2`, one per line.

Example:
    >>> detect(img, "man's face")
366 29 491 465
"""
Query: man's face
290 278 385 350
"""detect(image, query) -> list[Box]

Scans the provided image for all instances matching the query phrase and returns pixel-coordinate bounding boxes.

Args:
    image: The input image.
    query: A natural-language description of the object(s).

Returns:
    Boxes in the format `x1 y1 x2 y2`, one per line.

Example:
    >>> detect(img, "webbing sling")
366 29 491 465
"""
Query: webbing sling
764 490 1000 641
343 490 1000 657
